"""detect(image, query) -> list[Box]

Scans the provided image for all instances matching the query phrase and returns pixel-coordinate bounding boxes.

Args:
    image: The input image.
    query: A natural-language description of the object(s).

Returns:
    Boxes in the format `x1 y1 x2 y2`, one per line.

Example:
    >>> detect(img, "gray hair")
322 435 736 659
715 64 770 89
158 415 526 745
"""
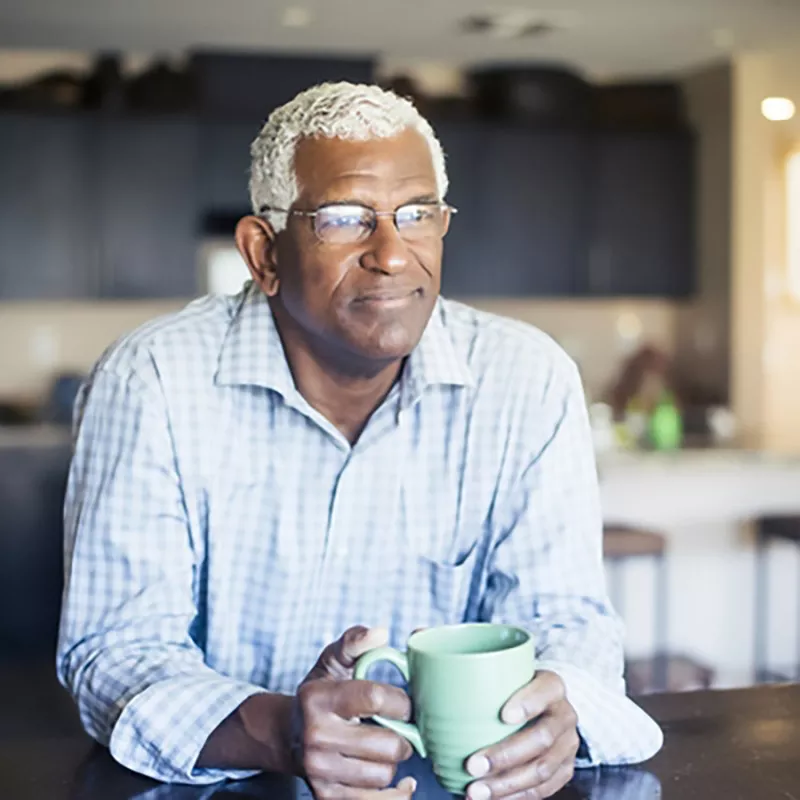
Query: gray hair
248 81 449 232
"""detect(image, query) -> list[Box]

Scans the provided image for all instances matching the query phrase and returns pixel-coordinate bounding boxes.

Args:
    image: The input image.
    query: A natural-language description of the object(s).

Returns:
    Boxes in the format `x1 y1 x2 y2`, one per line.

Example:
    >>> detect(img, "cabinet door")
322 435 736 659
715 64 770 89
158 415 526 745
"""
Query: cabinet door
198 120 257 214
477 128 590 296
94 117 199 298
0 114 92 298
587 132 694 296
436 122 488 298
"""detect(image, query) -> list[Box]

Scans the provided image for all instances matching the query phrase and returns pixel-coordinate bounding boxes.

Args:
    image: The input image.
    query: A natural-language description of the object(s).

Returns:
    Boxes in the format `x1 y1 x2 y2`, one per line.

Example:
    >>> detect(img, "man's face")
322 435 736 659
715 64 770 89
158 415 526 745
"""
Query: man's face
269 128 444 366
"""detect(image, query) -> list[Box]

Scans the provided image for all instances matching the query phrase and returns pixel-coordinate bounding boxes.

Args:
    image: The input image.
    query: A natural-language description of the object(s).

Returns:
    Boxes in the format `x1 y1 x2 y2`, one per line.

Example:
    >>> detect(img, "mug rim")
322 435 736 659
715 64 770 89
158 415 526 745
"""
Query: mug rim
408 622 531 659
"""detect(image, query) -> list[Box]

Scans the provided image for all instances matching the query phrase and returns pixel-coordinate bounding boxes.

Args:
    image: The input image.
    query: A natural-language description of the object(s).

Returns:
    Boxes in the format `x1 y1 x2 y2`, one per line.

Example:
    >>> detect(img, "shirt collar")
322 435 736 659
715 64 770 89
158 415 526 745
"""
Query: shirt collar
215 282 474 401
400 299 474 407
215 282 296 399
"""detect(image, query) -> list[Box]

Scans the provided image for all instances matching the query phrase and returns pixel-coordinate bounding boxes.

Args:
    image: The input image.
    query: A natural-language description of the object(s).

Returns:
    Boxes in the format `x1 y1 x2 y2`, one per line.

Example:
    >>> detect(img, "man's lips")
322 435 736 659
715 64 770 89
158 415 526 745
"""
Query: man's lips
353 288 422 308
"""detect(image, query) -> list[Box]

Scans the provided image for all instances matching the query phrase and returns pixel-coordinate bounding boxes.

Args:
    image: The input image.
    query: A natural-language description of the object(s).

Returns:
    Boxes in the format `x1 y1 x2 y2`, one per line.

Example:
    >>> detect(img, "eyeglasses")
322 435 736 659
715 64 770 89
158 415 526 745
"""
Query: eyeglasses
260 202 457 245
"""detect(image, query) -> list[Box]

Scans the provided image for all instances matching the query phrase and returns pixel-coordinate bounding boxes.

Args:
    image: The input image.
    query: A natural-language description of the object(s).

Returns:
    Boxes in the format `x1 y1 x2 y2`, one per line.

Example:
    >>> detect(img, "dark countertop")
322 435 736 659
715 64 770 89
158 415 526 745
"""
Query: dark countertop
2 662 799 799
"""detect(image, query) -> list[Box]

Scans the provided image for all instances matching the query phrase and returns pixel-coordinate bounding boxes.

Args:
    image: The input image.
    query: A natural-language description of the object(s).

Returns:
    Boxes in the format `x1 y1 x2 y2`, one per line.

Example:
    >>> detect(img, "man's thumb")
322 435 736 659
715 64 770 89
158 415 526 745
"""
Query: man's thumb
337 625 389 669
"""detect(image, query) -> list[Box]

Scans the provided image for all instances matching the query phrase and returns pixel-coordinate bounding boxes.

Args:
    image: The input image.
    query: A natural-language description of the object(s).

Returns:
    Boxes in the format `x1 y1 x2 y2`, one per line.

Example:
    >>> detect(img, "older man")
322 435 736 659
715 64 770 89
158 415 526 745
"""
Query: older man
57 82 662 799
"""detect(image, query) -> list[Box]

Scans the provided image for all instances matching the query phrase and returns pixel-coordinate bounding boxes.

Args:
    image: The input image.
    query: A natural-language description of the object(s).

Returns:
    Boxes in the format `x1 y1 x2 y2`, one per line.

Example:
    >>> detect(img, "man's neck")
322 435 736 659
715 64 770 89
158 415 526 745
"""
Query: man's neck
269 301 404 445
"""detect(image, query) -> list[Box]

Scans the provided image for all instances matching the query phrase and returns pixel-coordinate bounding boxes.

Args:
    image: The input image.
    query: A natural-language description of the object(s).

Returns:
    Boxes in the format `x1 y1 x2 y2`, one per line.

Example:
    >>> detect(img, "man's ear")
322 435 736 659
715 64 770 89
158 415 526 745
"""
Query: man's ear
235 215 280 297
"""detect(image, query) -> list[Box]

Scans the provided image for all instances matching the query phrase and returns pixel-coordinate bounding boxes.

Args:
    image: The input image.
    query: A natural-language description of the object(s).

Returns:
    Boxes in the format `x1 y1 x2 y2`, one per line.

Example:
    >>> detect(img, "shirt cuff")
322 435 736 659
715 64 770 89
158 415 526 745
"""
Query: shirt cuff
108 673 270 784
537 660 663 767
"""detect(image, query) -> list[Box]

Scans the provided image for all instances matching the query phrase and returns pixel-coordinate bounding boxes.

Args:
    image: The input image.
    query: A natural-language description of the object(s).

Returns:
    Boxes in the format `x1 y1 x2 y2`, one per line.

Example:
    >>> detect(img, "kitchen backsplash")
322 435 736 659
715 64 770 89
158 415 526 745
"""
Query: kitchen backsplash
0 295 703 405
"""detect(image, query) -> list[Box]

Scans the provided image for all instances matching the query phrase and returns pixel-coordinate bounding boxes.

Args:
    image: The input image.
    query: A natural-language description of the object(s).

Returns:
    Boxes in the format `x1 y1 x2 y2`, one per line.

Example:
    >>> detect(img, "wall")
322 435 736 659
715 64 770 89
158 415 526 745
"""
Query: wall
678 62 732 404
0 296 681 404
732 46 800 452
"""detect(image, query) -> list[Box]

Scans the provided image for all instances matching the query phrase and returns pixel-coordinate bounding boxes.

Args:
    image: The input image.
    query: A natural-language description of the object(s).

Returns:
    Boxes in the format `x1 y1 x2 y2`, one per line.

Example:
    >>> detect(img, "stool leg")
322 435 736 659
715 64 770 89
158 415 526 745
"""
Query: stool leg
754 528 768 683
797 546 800 681
654 552 668 691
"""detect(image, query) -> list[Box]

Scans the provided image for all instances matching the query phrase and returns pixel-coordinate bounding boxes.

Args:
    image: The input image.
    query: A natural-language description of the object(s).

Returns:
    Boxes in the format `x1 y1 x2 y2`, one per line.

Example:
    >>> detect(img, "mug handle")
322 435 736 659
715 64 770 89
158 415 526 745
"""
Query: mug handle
353 646 427 759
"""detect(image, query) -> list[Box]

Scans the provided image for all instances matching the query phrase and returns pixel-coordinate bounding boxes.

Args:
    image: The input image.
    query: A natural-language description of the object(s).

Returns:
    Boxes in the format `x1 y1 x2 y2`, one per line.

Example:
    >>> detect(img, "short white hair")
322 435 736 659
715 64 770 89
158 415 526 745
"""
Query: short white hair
248 81 448 232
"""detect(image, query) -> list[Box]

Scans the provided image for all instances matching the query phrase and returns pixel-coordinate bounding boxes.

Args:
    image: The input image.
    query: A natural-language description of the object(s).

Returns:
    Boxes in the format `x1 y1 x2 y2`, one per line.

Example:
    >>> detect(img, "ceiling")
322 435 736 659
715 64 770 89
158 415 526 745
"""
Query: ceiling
1 0 799 79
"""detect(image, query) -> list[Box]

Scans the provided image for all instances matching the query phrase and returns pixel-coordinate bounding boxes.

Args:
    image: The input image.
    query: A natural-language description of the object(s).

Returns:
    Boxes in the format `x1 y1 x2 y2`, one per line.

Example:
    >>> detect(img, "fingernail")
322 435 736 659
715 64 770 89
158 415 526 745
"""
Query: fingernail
502 705 524 725
467 754 490 778
468 782 491 800
400 777 417 795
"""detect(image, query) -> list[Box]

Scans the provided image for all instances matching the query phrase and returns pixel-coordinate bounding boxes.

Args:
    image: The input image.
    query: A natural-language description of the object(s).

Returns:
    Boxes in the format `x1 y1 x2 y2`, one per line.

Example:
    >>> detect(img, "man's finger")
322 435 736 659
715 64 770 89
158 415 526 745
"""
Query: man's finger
329 716 414 763
513 759 574 800
466 699 576 778
313 776 417 798
466 726 580 798
501 670 566 725
335 679 412 723
305 749 399 789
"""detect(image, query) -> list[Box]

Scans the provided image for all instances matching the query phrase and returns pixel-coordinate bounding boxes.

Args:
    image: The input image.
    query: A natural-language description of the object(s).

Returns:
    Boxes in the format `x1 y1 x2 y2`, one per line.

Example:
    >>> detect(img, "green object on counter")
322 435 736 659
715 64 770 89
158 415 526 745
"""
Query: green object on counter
649 391 683 450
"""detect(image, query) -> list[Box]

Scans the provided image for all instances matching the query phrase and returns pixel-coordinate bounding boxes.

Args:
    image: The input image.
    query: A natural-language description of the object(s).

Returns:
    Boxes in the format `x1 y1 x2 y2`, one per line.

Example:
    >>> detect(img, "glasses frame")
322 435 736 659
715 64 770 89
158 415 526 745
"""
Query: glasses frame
259 201 458 243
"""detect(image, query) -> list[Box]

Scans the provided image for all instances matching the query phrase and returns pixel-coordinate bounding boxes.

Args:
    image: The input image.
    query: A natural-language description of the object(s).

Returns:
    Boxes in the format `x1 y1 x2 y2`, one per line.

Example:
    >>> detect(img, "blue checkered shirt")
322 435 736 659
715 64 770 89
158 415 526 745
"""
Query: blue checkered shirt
57 282 662 784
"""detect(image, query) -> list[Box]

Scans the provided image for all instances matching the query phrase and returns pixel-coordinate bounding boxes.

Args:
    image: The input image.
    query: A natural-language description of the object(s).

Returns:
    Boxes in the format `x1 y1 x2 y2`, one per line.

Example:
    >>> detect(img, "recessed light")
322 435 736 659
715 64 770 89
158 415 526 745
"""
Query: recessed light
762 97 796 121
281 7 313 28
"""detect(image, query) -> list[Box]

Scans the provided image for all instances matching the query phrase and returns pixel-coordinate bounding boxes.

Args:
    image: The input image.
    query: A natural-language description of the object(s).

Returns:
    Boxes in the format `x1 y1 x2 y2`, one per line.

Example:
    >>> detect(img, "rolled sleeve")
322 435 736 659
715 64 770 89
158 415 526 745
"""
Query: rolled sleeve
110 674 268 783
538 660 663 767
482 354 662 766
57 361 268 784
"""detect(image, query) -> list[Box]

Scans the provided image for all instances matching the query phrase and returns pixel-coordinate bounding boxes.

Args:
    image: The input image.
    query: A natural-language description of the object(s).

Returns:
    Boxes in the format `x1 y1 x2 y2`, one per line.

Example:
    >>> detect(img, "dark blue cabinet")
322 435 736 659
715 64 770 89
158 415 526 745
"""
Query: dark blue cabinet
0 114 93 299
93 117 199 298
585 132 694 296
0 108 695 300
478 127 590 296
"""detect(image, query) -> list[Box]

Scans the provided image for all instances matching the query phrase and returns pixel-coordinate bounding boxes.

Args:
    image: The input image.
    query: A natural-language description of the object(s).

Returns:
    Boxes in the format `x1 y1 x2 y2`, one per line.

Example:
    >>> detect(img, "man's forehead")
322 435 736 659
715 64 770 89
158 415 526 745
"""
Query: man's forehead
294 129 435 187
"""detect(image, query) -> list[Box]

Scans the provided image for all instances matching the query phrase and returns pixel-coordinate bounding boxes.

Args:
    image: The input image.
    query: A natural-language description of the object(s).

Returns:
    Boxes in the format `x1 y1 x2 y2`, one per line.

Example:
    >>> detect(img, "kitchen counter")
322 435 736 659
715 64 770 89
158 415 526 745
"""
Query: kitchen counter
598 446 800 687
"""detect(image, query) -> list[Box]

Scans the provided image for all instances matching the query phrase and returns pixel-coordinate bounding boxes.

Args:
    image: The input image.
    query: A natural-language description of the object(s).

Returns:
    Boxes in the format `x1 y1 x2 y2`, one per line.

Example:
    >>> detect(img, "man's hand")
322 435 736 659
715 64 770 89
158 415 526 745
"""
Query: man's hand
293 626 417 799
464 671 579 800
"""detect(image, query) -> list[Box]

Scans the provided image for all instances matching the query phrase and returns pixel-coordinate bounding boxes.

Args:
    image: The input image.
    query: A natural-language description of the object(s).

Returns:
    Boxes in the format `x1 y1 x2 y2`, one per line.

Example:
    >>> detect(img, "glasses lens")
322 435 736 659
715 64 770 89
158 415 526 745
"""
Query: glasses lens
395 204 448 240
314 205 374 244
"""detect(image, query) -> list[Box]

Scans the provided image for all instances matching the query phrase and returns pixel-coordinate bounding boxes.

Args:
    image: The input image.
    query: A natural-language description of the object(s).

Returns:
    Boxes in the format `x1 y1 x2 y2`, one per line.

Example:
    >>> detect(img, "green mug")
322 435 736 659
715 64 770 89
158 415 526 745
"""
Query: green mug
353 623 535 795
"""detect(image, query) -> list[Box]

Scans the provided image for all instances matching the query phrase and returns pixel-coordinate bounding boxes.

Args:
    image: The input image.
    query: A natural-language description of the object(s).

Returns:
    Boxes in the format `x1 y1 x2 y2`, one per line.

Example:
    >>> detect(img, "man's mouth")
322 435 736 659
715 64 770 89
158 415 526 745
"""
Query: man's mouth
353 288 422 309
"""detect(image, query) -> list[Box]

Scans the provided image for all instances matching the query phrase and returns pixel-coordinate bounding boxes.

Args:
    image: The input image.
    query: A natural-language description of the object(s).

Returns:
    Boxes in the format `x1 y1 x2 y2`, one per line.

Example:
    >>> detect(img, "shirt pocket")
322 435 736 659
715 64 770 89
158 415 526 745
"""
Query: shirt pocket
415 543 480 622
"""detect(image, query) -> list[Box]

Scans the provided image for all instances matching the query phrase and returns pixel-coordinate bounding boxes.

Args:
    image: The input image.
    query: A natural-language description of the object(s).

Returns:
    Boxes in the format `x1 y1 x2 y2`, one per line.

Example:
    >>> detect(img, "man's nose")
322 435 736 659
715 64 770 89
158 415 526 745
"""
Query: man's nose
361 215 411 274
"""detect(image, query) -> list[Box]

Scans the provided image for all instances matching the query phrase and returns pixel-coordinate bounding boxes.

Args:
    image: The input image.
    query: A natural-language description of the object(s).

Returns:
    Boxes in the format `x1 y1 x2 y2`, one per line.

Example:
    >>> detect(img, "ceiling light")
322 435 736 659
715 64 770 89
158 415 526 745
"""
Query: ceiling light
761 97 796 121
281 7 313 28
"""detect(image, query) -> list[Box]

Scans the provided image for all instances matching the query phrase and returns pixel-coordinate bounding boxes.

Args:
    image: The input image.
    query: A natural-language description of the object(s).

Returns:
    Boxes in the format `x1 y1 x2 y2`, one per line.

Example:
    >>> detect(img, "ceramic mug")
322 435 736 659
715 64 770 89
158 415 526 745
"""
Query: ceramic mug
354 623 535 795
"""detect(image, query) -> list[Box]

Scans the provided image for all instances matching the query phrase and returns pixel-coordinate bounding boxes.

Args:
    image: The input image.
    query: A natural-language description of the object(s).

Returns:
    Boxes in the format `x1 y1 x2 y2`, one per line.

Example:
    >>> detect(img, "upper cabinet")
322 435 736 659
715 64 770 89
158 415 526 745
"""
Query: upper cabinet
438 124 592 297
436 121 487 297
198 121 255 213
0 114 93 299
478 127 590 296
92 117 199 298
584 131 695 297
0 59 696 301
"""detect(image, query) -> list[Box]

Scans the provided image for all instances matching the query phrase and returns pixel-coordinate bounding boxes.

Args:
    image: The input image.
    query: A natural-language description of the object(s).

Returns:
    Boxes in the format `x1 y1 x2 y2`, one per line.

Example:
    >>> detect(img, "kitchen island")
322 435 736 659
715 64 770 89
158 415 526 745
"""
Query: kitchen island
599 447 800 687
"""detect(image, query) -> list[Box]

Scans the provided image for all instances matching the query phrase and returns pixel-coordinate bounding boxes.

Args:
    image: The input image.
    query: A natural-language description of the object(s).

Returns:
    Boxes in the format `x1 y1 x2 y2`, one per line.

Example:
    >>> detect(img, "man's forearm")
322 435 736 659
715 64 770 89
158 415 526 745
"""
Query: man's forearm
197 692 297 774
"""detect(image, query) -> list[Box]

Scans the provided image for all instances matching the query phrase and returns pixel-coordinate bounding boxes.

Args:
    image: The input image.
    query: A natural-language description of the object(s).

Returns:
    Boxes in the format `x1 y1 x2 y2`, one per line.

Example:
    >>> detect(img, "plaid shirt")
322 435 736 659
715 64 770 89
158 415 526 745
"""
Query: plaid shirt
57 282 662 784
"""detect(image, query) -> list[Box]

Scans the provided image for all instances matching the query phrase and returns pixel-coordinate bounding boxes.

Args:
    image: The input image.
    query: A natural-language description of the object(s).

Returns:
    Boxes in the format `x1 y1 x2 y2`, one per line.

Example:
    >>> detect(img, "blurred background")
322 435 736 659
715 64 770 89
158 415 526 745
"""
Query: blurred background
0 0 799 698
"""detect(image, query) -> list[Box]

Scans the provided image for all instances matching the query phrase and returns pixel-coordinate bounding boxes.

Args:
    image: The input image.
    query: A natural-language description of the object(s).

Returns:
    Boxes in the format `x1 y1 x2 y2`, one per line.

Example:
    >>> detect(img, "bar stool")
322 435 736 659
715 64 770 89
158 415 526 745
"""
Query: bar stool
604 524 714 694
753 514 800 683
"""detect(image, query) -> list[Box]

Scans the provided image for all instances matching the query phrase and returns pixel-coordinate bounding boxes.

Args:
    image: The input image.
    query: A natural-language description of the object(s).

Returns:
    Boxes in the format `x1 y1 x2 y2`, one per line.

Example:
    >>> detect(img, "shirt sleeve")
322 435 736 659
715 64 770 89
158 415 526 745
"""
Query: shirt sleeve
57 363 268 784
480 356 663 768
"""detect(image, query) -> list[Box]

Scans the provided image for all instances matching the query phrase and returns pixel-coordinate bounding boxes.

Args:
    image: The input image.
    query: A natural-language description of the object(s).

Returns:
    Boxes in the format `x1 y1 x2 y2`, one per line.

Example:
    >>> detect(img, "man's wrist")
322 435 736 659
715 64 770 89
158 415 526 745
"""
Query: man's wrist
198 691 296 774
